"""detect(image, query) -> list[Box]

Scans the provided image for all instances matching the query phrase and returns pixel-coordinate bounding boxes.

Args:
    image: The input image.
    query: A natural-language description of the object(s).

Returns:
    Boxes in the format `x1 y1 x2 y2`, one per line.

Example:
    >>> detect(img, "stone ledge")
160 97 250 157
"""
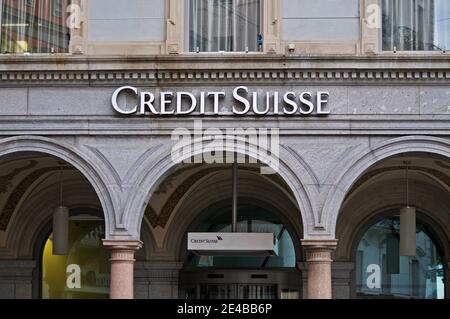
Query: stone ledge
0 260 36 277
0 55 449 86
0 69 448 87
1 117 449 136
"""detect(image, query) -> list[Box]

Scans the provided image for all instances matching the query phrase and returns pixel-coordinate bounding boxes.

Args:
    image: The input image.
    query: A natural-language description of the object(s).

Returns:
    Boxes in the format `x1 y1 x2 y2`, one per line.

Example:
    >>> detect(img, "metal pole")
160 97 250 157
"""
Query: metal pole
232 162 238 232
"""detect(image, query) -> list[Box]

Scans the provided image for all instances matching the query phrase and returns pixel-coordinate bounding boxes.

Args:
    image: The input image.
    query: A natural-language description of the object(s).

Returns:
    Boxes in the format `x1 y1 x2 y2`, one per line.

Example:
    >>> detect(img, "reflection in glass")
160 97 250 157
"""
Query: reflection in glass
382 0 450 51
42 220 110 299
189 0 262 52
356 217 445 299
1 0 71 53
186 203 296 268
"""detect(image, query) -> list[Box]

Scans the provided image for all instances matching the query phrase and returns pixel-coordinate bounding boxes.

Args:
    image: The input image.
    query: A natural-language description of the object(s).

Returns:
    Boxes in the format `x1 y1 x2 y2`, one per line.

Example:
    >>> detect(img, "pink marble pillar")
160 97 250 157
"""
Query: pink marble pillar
103 240 143 299
301 239 338 299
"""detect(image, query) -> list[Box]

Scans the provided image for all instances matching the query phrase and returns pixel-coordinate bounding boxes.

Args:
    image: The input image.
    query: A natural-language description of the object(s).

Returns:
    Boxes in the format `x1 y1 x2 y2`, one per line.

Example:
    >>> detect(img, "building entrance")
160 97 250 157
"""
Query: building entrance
180 269 301 299
179 202 302 299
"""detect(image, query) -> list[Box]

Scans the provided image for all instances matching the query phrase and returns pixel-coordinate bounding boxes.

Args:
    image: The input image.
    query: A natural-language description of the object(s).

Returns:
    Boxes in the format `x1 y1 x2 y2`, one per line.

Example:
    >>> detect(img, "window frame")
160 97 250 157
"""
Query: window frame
0 0 3 47
0 0 82 55
53 0 63 17
166 0 281 55
378 0 450 54
184 0 265 54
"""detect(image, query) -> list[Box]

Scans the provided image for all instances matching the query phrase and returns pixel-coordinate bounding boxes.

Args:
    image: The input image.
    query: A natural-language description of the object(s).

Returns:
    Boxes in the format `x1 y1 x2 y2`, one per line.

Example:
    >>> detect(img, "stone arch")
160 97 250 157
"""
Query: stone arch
335 178 450 261
122 137 318 240
0 136 117 239
11 180 102 258
337 204 450 299
138 218 159 260
322 135 450 237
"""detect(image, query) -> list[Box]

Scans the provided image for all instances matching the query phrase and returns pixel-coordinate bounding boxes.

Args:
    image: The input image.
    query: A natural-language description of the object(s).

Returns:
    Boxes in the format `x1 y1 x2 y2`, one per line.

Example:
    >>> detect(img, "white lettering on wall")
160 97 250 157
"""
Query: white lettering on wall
112 86 331 116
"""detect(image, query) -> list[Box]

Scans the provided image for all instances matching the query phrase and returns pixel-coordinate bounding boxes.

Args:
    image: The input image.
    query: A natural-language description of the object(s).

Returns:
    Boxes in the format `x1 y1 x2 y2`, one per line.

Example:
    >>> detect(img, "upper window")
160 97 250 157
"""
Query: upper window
0 0 71 54
382 0 450 51
188 0 263 52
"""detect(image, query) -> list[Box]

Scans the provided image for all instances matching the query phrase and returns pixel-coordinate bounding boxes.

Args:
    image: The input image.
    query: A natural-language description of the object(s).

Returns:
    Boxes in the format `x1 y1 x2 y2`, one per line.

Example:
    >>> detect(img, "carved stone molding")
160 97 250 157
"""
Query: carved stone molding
103 240 143 263
345 165 450 200
0 69 449 86
0 56 449 86
360 0 381 55
144 165 292 229
302 240 338 264
165 0 184 54
0 166 72 231
0 160 38 194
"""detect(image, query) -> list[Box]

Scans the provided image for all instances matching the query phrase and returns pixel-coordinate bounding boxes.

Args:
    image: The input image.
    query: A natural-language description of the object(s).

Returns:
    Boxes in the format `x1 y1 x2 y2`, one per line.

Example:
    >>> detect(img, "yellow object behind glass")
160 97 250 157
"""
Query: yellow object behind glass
42 221 110 299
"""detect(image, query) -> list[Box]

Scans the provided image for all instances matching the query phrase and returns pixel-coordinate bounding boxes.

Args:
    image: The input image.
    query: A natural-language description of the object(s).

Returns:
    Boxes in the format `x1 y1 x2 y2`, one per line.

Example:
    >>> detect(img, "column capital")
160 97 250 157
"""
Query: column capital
301 239 337 299
102 240 143 251
301 239 338 249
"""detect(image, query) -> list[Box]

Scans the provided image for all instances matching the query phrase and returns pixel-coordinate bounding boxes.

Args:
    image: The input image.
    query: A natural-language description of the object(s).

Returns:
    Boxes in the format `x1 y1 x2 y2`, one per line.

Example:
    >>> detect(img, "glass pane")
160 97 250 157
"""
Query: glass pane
42 220 110 299
281 288 299 299
1 0 71 53
200 284 236 299
356 217 445 299
239 284 277 299
382 0 450 51
189 0 262 52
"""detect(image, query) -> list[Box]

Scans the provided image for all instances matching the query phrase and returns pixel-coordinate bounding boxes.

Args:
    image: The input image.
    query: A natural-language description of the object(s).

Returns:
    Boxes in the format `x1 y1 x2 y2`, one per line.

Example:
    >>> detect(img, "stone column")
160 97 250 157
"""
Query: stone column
103 240 143 299
301 240 338 299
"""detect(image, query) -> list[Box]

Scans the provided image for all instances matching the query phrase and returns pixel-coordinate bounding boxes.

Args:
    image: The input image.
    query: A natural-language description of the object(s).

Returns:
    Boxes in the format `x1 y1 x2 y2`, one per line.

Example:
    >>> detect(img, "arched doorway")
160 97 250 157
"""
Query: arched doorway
138 161 305 299
41 208 110 299
179 201 301 299
0 148 111 299
355 212 445 299
334 152 450 299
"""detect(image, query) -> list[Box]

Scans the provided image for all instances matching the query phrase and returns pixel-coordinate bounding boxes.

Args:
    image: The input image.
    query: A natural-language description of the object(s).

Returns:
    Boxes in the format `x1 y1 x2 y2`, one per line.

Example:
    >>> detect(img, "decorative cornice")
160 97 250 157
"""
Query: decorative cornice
0 70 448 86
0 55 449 86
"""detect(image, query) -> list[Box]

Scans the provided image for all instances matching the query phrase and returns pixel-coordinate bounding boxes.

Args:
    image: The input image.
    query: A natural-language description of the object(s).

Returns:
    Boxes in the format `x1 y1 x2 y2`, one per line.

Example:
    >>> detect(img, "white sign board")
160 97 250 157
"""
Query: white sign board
188 232 278 256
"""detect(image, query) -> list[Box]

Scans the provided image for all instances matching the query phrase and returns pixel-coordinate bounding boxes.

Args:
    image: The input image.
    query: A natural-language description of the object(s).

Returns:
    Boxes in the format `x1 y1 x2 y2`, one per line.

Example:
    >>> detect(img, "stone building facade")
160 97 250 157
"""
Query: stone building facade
0 0 449 299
